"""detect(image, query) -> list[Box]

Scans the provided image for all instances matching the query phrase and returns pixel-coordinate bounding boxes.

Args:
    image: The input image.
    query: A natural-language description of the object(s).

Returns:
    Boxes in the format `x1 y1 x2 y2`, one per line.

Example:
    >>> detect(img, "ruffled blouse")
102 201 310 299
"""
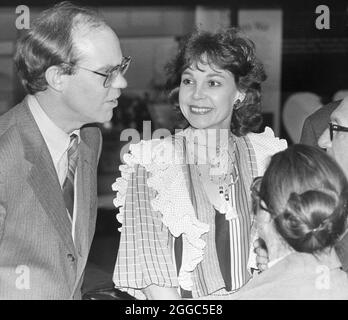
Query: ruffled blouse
112 127 287 299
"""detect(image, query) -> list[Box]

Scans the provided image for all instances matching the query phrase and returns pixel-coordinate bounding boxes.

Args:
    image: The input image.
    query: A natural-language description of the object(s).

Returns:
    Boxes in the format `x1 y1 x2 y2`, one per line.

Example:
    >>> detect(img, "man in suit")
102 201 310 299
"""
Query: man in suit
0 2 129 299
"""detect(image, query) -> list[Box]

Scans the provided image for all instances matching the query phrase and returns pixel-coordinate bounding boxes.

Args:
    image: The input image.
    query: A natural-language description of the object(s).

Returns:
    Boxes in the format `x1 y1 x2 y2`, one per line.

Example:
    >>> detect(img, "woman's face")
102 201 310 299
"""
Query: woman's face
178 61 241 130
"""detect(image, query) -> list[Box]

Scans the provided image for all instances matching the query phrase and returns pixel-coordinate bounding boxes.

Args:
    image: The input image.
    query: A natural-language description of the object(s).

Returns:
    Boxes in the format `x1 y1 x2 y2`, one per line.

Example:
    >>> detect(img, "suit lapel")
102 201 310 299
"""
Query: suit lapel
73 131 97 289
17 100 76 256
75 138 92 257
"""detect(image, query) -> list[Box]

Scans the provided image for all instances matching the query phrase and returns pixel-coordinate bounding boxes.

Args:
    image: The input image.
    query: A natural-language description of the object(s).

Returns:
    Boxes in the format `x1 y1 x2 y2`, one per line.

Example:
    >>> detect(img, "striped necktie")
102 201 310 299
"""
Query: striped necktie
63 134 79 219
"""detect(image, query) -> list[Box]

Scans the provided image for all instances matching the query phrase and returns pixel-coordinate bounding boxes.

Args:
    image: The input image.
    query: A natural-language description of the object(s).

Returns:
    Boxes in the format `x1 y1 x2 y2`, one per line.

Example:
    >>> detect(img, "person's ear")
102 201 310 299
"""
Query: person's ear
236 91 246 103
233 91 246 110
45 65 66 92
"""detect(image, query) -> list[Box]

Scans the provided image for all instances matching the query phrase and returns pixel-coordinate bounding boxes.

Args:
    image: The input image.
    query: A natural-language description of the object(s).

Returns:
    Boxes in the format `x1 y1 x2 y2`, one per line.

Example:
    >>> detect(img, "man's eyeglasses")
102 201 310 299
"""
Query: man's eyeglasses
250 176 271 213
250 176 262 200
71 56 131 88
329 122 348 141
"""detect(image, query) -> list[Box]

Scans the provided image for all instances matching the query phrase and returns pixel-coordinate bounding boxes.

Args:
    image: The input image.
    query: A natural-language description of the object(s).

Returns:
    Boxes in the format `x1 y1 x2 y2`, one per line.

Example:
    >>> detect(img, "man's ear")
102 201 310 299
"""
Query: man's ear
45 65 66 92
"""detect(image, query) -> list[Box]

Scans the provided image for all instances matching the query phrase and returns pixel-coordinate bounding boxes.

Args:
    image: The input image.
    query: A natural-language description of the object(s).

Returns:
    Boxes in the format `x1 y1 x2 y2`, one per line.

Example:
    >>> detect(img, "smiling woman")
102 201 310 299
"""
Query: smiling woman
179 61 240 130
112 28 287 300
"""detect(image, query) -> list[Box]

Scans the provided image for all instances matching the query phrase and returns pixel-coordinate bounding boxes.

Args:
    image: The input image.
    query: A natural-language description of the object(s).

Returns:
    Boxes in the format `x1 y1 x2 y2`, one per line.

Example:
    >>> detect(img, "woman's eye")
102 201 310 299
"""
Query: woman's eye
208 80 221 87
182 78 193 85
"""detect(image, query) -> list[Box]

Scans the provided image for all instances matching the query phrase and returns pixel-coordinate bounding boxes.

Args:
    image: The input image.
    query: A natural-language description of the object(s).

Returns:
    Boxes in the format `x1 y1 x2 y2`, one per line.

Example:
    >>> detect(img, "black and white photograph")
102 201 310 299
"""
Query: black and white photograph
0 0 348 308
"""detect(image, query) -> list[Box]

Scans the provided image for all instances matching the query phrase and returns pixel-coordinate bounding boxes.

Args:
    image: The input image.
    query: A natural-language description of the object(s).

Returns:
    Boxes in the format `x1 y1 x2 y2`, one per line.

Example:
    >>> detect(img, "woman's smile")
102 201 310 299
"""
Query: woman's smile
179 61 239 130
189 105 214 115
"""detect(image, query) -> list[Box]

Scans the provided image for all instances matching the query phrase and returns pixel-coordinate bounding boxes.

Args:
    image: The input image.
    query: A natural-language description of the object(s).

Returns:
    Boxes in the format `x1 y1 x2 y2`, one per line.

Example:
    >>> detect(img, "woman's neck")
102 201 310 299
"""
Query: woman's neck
185 126 232 151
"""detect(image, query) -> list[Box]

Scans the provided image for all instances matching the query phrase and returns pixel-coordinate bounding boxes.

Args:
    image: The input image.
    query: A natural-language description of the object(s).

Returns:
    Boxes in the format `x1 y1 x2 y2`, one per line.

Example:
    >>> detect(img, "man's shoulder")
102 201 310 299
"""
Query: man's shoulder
0 109 25 169
307 100 341 123
0 102 23 135
0 99 27 159
0 100 27 149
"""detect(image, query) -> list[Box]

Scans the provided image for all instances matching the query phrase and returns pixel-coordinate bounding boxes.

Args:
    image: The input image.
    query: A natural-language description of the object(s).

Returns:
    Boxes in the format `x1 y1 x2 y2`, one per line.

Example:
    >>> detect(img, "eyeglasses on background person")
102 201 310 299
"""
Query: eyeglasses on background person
250 176 271 214
329 122 348 141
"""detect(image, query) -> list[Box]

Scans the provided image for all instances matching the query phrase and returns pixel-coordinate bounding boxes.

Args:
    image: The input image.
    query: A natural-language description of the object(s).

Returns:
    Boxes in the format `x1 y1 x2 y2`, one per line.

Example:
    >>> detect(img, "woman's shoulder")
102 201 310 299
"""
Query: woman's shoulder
246 127 288 175
247 127 288 154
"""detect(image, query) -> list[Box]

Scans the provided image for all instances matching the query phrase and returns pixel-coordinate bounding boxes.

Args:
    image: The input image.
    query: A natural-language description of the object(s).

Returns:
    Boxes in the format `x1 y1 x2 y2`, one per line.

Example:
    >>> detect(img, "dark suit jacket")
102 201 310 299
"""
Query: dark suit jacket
299 100 341 147
299 99 348 273
0 96 102 299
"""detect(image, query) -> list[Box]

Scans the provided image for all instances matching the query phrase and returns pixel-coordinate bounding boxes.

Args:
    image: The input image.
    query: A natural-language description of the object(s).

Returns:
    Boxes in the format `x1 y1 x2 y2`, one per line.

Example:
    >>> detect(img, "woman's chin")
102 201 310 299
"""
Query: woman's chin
187 120 212 130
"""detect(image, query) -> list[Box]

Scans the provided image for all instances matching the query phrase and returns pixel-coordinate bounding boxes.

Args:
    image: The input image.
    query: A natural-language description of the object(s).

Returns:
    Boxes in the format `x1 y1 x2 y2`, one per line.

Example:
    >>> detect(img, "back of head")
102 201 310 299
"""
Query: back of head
14 1 107 95
165 28 267 136
259 144 348 253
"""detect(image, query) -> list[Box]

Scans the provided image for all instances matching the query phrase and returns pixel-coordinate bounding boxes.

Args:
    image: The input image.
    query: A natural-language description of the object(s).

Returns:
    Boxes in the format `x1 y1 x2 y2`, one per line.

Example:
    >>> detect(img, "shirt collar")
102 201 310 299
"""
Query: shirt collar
28 95 80 163
268 254 288 269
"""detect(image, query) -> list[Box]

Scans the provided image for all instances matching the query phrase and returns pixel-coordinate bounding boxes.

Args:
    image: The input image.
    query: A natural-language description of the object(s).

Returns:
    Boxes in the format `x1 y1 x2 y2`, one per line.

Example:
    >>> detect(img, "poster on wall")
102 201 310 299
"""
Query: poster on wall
238 10 282 135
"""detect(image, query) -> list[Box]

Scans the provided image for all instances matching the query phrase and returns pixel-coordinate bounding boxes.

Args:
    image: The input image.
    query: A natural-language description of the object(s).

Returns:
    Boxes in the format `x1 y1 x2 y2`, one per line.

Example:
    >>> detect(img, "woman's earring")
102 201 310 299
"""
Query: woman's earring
233 99 241 110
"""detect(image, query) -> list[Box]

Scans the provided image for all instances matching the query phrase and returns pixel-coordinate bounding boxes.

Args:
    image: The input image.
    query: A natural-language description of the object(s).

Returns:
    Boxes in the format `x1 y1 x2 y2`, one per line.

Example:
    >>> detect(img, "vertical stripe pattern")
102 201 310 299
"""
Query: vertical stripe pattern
113 164 178 299
113 134 258 298
62 134 79 219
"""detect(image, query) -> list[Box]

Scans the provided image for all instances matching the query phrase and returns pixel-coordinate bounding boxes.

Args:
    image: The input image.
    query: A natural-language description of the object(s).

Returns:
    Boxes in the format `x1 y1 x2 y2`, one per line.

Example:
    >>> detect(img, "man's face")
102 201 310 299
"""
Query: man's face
62 26 127 127
318 97 348 177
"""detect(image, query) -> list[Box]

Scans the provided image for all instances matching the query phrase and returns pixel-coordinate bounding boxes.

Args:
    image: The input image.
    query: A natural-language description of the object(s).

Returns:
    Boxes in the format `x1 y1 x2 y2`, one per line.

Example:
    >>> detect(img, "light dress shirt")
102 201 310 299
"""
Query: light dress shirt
28 95 80 243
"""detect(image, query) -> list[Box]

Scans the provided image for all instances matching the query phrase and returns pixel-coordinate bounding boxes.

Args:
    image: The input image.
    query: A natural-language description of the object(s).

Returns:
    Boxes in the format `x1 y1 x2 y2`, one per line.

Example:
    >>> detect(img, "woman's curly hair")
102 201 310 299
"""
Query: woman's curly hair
258 144 348 254
165 28 267 136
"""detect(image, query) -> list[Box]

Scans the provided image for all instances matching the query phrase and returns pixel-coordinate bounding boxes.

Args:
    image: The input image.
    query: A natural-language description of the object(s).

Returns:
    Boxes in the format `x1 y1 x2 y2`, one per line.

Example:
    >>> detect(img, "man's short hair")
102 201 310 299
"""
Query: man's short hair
14 1 107 94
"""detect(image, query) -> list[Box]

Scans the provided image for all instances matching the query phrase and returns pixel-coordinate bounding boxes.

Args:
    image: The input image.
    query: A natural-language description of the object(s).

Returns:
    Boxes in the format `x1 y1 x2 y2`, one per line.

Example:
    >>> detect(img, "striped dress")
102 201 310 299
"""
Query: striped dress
112 127 287 299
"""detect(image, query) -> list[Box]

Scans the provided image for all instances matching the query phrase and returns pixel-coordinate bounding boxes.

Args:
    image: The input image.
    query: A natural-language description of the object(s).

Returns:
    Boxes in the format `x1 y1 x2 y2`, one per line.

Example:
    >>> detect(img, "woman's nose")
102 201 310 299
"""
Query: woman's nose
192 84 205 100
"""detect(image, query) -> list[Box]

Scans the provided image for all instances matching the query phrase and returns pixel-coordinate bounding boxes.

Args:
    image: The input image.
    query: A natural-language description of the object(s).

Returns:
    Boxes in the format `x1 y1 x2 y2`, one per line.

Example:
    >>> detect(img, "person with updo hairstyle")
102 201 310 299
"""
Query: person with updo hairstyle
204 144 348 299
113 28 287 299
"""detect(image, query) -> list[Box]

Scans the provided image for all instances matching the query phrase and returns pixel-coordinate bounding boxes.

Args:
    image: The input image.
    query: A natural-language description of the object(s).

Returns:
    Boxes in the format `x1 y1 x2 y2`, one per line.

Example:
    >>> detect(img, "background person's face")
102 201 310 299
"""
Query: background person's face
318 97 348 178
178 61 240 130
62 26 127 126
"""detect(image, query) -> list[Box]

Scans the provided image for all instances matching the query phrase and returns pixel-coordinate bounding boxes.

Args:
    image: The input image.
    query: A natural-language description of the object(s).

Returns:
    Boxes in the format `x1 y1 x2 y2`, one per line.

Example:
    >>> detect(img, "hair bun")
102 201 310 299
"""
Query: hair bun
274 189 345 253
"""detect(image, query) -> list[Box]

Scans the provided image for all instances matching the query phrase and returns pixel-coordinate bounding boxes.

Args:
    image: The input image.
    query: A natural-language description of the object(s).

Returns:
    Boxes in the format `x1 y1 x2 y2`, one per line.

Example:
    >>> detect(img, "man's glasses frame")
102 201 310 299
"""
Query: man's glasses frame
67 56 131 88
250 176 271 213
329 122 348 141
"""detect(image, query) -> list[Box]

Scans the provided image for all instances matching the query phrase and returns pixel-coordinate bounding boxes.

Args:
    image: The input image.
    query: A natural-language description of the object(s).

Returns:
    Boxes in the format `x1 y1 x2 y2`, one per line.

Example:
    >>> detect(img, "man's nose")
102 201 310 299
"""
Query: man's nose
111 73 127 89
318 128 331 150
